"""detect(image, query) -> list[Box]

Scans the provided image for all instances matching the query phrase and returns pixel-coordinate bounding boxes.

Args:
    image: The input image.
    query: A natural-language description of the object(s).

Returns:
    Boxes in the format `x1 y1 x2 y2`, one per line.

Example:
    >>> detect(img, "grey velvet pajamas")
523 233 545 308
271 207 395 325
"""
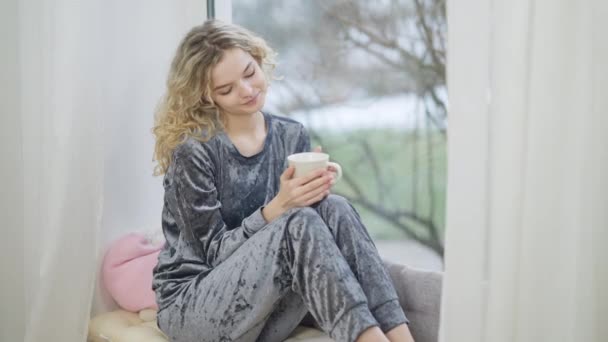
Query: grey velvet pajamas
152 112 408 342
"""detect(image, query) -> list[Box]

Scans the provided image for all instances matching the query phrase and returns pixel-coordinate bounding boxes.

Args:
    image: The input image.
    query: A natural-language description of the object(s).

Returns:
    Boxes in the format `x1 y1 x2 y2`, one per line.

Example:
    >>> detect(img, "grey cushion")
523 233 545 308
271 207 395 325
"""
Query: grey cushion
383 259 442 342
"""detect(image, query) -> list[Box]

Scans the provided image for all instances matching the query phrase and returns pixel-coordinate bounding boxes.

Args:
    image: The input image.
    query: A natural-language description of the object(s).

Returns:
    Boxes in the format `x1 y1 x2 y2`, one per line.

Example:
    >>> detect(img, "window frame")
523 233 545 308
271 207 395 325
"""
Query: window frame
207 0 232 21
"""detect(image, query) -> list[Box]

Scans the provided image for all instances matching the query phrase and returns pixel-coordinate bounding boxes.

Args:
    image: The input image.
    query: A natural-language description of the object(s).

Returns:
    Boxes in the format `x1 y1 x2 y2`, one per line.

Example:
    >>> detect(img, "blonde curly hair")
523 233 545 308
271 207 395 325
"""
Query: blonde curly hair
152 19 278 176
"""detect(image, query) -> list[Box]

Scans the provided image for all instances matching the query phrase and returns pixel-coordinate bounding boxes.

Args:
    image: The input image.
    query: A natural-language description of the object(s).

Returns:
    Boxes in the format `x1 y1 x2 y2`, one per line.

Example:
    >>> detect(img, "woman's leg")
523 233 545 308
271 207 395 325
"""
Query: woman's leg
157 206 380 342
312 194 409 334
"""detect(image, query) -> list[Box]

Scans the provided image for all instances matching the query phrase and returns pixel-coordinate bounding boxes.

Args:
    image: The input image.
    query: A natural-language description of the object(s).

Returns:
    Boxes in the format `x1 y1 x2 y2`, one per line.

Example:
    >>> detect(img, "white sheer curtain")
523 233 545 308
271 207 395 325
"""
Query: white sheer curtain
12 2 105 341
442 1 607 341
1 1 206 341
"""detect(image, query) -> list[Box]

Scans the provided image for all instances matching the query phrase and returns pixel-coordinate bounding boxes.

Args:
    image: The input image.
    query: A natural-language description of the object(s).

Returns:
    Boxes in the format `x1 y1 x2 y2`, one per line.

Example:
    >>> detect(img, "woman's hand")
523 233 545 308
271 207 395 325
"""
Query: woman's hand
262 165 334 223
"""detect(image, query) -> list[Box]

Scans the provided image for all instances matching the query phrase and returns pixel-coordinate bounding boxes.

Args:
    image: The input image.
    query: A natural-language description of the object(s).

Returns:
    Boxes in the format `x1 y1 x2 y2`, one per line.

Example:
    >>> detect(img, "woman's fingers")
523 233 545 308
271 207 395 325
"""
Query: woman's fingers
298 183 330 206
281 166 295 181
292 168 327 186
293 174 331 197
305 190 329 206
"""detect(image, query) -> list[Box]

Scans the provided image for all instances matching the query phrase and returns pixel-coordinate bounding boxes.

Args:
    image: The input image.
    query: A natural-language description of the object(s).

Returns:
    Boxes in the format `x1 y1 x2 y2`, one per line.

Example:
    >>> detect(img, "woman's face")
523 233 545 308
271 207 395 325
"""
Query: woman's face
209 48 267 118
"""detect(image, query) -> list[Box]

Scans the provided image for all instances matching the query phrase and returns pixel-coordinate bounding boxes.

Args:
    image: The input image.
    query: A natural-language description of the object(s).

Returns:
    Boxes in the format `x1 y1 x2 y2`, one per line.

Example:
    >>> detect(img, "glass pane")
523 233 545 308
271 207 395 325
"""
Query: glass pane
233 0 446 269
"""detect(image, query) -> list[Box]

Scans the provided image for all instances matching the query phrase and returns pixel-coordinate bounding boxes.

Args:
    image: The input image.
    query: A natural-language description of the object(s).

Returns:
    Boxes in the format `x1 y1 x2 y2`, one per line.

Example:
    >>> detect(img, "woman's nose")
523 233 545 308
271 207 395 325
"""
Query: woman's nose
238 79 254 97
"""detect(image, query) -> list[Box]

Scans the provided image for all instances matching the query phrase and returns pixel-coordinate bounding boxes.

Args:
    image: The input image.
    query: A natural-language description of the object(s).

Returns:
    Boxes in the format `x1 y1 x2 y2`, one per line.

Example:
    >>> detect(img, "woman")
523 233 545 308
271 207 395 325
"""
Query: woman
151 19 415 342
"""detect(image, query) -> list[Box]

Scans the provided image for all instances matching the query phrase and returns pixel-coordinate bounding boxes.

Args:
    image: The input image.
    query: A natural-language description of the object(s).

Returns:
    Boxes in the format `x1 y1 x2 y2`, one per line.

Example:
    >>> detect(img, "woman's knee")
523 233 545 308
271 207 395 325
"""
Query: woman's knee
317 194 357 217
285 206 319 218
323 194 350 209
283 207 329 238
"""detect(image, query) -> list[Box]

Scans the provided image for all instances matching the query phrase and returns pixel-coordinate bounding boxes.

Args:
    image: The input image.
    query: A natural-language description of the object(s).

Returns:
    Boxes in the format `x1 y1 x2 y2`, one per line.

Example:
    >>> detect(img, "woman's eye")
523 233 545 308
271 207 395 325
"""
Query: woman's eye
218 70 255 95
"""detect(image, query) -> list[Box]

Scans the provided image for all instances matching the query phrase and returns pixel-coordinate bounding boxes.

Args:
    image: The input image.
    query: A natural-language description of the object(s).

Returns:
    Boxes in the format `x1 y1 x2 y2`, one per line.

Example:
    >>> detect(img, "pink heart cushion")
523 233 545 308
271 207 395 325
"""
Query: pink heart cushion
102 232 165 312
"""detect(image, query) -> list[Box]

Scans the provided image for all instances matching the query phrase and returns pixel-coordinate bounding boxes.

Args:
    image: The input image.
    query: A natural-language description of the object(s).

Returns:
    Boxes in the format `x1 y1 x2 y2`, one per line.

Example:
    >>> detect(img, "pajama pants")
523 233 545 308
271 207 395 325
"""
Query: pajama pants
157 195 408 342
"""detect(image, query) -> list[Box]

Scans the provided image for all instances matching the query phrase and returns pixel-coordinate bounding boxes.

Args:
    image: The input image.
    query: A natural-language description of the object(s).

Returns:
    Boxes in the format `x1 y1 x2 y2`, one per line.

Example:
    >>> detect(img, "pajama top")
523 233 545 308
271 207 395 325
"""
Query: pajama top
152 111 310 311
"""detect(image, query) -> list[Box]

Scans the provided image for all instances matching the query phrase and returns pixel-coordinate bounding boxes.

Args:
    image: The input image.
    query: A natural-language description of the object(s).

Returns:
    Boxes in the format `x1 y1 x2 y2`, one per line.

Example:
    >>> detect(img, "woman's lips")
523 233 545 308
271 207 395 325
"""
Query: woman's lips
244 92 260 106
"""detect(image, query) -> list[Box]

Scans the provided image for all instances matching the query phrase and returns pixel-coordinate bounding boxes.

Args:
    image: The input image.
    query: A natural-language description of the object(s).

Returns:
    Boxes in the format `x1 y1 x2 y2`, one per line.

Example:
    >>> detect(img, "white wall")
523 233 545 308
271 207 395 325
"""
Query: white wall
92 0 207 315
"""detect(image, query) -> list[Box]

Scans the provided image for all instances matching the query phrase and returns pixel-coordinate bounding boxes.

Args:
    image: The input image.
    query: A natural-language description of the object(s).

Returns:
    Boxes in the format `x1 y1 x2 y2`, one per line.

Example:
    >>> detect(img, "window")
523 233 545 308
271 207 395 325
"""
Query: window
230 0 446 268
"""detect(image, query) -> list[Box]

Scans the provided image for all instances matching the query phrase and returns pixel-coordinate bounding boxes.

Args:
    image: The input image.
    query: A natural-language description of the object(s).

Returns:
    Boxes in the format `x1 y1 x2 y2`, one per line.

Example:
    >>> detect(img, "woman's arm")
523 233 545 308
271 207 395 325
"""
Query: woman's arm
166 145 267 268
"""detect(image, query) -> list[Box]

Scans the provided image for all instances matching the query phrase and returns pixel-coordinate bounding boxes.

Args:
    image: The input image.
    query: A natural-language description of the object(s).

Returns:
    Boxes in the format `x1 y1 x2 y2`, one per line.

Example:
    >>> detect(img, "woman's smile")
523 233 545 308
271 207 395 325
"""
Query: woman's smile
243 91 261 106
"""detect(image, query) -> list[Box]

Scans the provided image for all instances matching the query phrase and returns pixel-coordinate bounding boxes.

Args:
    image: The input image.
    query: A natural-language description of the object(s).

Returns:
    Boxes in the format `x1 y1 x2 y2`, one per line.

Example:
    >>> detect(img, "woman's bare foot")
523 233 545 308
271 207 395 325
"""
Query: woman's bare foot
356 326 390 342
385 324 415 342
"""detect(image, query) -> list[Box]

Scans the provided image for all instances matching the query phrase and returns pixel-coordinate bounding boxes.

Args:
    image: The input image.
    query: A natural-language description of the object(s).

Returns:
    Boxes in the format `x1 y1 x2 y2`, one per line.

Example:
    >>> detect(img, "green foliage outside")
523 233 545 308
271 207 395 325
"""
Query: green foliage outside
311 128 446 241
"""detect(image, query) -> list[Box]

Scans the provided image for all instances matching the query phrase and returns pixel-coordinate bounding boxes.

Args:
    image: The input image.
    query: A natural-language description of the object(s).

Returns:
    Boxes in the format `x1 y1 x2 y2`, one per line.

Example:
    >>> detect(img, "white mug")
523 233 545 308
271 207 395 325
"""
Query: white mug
287 152 343 181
